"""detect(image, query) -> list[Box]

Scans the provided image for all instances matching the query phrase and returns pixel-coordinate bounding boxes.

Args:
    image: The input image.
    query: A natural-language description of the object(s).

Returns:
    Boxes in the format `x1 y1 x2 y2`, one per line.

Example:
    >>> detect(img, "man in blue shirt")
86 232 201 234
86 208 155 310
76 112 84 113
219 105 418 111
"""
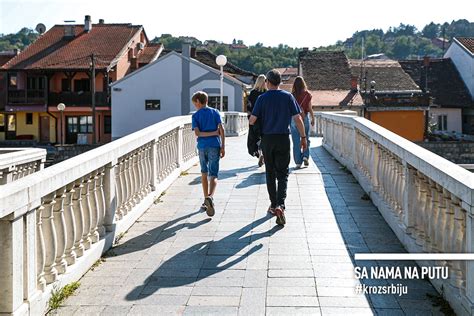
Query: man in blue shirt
191 91 225 217
249 69 307 226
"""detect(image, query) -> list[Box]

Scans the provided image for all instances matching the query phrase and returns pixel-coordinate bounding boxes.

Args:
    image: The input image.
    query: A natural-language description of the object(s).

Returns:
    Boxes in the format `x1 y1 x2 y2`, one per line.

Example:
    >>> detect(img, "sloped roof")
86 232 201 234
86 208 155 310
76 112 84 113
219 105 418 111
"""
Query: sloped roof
456 37 474 54
138 43 163 64
310 90 363 107
161 48 256 78
399 58 473 108
2 23 143 70
350 59 421 92
300 51 352 90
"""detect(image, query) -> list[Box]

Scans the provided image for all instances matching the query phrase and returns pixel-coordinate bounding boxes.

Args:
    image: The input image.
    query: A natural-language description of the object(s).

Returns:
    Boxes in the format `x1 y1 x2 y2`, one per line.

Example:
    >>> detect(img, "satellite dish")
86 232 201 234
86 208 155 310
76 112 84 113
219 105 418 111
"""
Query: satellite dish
35 23 46 34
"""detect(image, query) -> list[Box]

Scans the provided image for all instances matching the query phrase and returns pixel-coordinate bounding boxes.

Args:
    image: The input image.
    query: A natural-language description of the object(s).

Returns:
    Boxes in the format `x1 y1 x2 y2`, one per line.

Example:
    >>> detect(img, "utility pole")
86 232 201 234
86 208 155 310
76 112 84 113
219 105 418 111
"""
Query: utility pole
90 53 96 144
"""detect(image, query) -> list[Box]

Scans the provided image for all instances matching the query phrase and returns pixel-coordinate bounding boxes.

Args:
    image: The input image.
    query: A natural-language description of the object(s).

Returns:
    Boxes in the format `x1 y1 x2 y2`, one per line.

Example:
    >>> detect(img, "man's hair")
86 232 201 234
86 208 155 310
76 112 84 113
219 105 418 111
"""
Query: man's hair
192 91 208 104
266 69 282 86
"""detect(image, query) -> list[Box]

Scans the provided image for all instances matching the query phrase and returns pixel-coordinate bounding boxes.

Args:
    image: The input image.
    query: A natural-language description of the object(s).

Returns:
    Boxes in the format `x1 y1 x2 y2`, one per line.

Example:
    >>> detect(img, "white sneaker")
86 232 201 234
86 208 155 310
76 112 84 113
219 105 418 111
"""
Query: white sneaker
295 164 301 169
303 157 309 166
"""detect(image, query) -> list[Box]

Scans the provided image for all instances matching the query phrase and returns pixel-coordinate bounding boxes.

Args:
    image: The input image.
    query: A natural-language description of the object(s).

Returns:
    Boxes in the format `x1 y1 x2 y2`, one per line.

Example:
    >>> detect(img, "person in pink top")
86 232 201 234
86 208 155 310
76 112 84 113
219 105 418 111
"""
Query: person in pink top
290 76 314 167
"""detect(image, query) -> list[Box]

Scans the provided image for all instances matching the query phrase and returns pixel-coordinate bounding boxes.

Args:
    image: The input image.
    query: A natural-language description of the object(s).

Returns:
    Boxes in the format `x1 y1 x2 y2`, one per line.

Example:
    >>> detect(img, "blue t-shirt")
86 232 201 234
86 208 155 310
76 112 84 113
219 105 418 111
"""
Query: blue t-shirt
192 106 222 149
251 90 301 135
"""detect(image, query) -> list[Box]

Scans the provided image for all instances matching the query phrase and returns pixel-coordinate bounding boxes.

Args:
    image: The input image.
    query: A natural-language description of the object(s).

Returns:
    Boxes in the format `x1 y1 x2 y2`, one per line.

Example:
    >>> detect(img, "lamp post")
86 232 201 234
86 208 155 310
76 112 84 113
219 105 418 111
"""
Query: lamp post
57 103 66 146
215 55 227 112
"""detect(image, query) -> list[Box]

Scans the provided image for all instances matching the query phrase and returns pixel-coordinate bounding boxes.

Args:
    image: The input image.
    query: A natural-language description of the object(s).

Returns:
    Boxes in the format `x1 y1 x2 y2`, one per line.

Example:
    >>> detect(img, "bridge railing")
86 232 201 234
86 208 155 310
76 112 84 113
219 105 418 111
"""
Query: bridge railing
223 111 249 136
0 116 198 316
319 112 474 316
0 148 46 184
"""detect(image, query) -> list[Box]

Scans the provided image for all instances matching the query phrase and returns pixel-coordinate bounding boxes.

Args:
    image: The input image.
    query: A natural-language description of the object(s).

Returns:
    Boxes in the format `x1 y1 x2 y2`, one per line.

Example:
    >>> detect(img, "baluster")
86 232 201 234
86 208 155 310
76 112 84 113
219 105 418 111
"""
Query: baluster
422 176 433 252
97 167 106 236
63 183 77 265
89 170 100 243
115 161 124 220
405 167 416 236
450 195 466 292
72 179 85 257
145 144 152 193
124 155 132 214
137 147 145 199
428 179 440 253
42 192 58 284
81 176 92 250
36 204 46 291
131 150 140 205
415 171 427 247
53 187 67 274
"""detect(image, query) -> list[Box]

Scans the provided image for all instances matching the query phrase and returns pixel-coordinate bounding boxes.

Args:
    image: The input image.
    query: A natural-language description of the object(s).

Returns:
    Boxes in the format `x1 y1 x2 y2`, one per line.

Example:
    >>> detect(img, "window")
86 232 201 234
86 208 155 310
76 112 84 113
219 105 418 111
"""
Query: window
26 113 33 125
74 79 90 92
7 115 16 132
9 73 17 88
145 99 160 110
27 77 45 90
104 115 111 134
0 114 4 132
437 115 448 131
79 116 93 133
208 96 228 111
61 79 71 92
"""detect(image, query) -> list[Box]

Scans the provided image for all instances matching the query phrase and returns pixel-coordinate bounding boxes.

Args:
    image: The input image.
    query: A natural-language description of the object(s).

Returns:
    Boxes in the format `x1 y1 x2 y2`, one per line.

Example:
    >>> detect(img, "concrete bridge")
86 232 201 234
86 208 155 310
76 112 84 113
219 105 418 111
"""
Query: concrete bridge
0 112 472 315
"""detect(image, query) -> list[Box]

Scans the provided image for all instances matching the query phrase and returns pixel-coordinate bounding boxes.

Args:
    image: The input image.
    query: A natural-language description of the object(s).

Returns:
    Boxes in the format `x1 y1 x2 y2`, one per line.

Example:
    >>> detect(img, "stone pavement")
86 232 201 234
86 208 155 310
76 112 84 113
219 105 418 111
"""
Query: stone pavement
56 136 445 316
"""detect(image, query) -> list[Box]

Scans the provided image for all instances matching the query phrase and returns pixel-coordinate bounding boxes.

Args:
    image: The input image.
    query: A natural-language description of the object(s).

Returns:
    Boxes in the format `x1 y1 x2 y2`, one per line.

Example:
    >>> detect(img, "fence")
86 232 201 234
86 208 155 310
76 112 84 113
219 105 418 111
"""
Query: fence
0 148 46 185
319 112 474 316
0 116 198 315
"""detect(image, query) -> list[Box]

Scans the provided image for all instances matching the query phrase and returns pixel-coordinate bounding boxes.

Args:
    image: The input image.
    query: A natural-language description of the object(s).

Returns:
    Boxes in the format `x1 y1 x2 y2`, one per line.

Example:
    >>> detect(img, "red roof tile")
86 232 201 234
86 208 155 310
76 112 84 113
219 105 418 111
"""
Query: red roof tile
2 24 142 70
456 37 474 54
138 43 163 64
310 90 363 107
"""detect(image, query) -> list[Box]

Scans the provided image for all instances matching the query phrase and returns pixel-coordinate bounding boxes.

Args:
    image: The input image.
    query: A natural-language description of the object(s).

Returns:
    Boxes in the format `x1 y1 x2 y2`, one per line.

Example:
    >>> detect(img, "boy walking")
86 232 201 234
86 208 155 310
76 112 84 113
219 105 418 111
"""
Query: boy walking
191 91 225 217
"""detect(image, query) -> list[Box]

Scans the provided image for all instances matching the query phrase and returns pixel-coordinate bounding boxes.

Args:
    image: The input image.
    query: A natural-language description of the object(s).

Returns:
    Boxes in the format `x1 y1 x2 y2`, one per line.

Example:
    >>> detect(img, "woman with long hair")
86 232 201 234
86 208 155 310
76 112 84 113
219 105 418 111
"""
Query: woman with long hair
290 76 314 168
247 74 267 167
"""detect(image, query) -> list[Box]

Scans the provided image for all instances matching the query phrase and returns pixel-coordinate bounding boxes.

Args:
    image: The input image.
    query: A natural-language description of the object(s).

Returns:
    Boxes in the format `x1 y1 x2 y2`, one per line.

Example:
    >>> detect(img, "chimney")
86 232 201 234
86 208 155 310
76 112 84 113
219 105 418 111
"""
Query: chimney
84 15 92 32
99 19 104 24
190 47 196 58
350 76 358 91
182 43 191 58
64 24 75 38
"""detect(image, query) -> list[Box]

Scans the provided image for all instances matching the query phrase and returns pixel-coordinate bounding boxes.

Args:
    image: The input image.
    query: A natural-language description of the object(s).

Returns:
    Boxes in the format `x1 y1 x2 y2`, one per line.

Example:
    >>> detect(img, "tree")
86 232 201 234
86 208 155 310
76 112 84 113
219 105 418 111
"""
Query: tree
391 36 415 59
422 22 440 39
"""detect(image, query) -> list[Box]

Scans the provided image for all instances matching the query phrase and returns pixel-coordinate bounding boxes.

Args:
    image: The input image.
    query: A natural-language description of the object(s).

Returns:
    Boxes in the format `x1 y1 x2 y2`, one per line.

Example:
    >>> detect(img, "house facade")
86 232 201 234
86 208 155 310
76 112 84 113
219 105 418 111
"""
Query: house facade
298 51 364 115
111 45 250 139
445 37 474 98
350 59 429 142
400 58 473 134
0 16 162 144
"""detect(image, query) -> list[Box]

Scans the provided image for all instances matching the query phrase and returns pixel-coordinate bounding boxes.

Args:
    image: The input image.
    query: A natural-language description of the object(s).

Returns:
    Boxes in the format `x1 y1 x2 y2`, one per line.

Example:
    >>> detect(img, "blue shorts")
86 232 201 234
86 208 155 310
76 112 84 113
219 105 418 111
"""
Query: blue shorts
198 147 220 178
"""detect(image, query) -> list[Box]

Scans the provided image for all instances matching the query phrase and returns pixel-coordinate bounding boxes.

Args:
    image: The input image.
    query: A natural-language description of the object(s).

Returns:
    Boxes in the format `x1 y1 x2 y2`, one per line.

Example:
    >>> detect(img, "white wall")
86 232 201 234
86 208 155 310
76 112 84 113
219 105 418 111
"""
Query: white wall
190 79 238 111
429 107 462 133
445 43 474 99
112 54 183 138
190 62 208 81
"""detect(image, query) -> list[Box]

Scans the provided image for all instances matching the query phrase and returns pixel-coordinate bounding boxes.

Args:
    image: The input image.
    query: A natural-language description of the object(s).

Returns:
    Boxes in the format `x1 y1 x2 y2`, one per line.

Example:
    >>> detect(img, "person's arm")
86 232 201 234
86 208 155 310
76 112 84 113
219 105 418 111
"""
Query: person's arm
307 93 315 126
218 123 225 158
194 127 219 137
293 114 307 151
249 115 258 125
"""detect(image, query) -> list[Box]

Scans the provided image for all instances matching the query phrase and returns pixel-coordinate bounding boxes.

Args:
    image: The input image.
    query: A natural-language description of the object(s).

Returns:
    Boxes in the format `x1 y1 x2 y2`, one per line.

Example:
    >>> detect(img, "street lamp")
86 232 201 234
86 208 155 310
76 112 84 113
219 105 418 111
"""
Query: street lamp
57 103 66 146
215 55 227 112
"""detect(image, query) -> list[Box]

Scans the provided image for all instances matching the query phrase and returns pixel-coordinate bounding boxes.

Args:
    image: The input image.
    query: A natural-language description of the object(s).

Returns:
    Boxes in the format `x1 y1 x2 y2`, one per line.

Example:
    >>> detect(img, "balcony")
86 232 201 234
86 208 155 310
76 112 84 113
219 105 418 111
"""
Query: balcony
48 91 109 107
7 89 46 104
0 113 469 315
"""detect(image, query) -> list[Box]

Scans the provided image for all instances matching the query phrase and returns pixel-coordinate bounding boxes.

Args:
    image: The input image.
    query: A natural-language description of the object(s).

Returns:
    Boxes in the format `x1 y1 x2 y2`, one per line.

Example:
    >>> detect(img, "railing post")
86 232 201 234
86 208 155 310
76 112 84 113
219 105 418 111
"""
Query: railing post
151 138 158 191
0 213 25 314
178 126 184 167
466 209 474 307
103 161 117 232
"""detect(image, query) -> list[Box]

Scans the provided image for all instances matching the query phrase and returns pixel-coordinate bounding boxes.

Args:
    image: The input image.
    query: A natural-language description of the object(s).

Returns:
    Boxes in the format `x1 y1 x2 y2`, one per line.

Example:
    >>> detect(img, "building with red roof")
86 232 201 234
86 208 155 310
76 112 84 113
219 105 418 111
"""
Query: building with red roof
0 16 162 144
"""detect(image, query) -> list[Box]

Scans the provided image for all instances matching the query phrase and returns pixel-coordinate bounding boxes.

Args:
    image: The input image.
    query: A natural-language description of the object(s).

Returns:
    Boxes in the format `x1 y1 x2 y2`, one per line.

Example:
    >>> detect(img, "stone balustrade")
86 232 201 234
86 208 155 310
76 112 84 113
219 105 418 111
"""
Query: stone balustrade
223 111 249 136
0 116 198 316
319 112 474 316
0 148 46 185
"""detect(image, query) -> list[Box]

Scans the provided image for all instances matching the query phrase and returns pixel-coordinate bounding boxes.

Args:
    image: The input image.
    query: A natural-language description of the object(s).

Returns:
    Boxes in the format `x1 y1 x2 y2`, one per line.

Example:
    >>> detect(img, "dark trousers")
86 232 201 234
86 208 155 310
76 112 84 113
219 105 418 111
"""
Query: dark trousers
261 134 290 208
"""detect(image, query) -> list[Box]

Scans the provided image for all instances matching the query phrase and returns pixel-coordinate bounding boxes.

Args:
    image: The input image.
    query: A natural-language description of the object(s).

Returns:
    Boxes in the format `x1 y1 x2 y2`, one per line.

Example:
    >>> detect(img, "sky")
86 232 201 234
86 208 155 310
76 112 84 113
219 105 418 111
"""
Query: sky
0 0 473 48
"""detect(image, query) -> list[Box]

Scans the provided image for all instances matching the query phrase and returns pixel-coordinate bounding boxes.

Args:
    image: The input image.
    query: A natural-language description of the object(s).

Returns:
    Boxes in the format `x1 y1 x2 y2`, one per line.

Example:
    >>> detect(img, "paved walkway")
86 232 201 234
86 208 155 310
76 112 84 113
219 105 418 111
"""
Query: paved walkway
57 136 444 316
